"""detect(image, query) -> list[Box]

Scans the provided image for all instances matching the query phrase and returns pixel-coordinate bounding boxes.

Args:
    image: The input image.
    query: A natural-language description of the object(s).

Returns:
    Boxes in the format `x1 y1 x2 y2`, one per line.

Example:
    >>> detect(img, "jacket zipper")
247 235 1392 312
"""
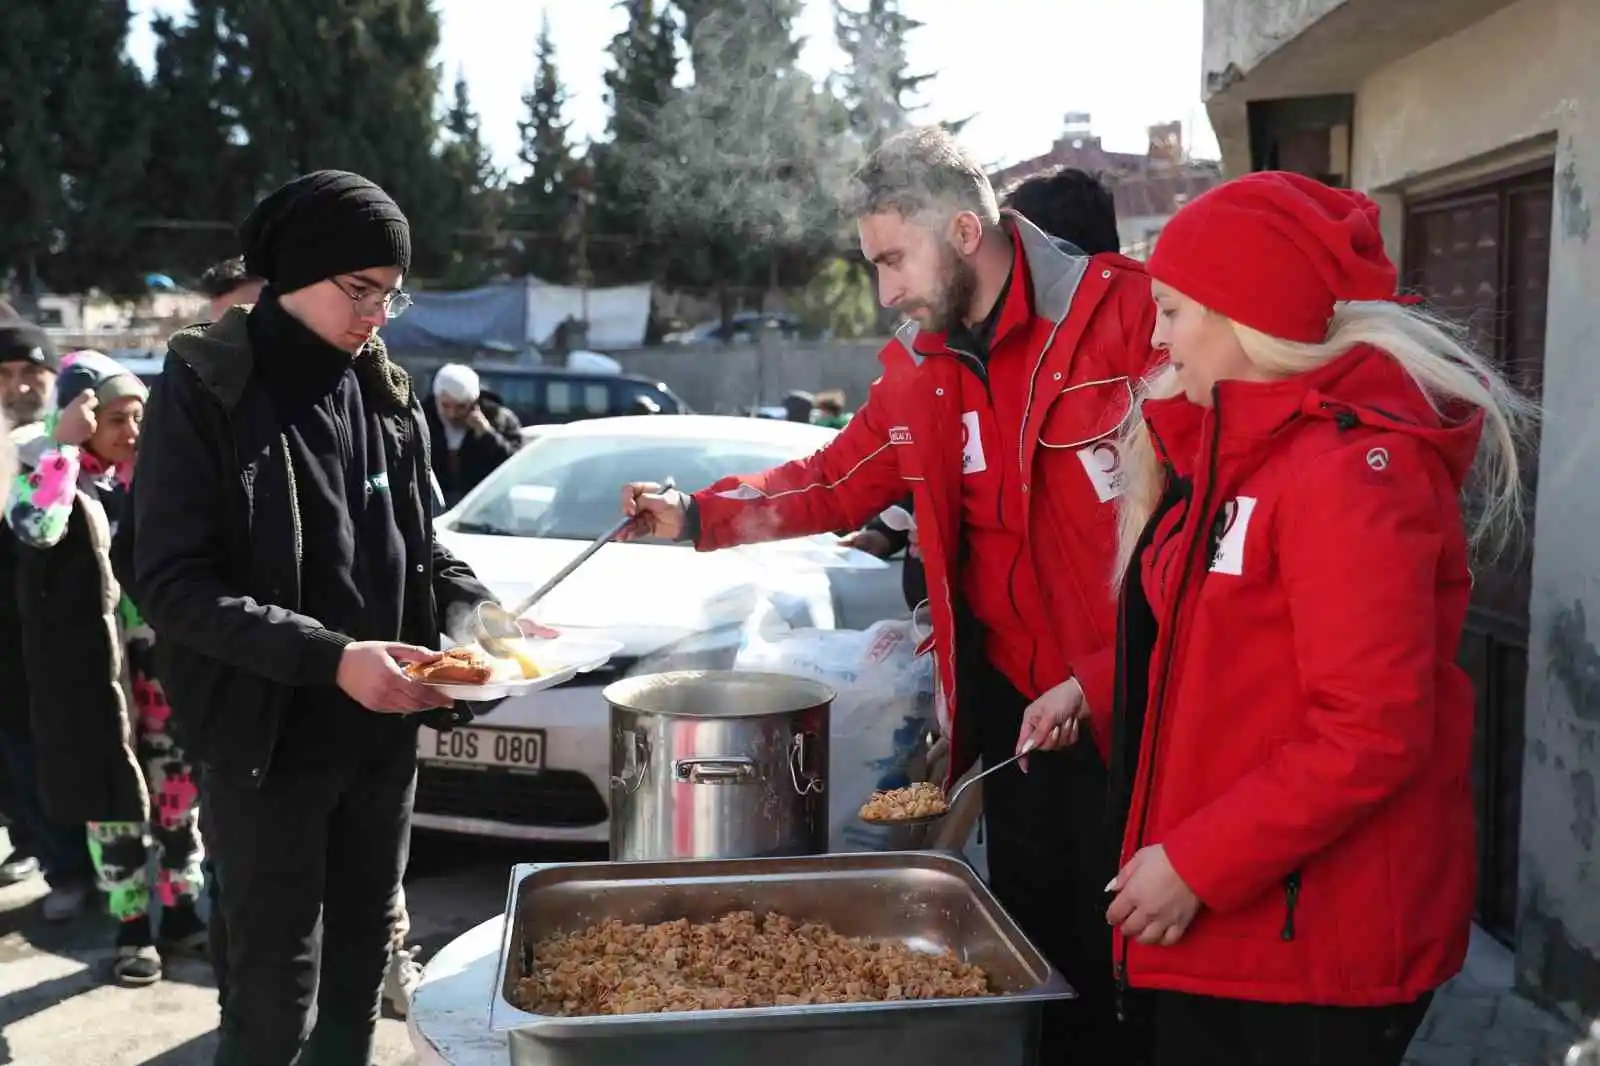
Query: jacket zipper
1016 316 1068 477
1281 872 1301 941
1115 391 1226 1014
945 340 1044 701
278 434 303 586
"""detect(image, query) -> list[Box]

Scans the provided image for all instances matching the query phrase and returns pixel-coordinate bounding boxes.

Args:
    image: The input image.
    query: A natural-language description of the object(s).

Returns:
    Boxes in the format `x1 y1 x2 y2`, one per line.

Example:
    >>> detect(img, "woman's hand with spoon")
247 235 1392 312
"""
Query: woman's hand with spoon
1015 678 1089 770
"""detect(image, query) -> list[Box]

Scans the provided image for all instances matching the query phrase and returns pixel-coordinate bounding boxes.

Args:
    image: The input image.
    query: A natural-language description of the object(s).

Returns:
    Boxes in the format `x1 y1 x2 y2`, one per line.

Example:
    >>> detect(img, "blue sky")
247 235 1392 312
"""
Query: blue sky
126 0 1220 173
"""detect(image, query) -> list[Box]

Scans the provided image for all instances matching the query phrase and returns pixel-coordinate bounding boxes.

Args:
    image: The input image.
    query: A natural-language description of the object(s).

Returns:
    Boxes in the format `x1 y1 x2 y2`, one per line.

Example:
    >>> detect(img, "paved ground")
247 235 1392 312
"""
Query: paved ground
1404 928 1585 1066
0 829 1584 1065
0 832 591 1066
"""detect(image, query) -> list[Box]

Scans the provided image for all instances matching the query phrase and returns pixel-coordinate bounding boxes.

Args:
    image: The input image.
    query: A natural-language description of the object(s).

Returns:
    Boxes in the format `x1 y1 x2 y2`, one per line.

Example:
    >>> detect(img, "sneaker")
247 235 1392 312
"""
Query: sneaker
41 882 89 922
112 944 162 987
0 854 41 885
384 944 424 1017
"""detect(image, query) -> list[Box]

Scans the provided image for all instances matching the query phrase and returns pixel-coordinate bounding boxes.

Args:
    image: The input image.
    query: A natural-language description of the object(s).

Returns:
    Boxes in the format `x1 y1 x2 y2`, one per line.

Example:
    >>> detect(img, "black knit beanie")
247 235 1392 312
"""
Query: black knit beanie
0 321 58 371
239 170 412 294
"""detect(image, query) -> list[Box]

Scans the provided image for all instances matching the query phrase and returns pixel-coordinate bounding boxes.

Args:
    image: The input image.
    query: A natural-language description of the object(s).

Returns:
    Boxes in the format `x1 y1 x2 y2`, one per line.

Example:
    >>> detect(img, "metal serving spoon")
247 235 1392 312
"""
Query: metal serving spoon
860 726 1061 828
473 476 676 662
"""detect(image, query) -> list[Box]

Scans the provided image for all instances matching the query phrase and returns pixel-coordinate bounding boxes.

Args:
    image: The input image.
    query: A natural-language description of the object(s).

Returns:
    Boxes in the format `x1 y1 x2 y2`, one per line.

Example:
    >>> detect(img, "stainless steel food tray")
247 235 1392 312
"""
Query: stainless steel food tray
490 850 1074 1066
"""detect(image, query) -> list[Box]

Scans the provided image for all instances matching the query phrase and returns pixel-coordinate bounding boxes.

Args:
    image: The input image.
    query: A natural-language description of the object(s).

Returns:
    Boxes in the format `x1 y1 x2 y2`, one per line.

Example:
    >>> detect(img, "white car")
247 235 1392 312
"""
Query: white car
414 415 907 843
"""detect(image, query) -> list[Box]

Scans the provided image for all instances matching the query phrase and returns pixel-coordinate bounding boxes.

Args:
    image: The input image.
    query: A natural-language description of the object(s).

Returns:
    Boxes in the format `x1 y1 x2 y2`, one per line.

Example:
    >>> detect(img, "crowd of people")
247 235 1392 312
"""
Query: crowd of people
0 120 1534 1066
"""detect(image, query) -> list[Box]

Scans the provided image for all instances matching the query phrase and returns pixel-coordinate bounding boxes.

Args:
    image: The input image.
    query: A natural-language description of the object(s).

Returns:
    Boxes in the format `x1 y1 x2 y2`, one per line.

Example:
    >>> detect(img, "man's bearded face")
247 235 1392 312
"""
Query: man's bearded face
0 362 53 426
858 211 978 334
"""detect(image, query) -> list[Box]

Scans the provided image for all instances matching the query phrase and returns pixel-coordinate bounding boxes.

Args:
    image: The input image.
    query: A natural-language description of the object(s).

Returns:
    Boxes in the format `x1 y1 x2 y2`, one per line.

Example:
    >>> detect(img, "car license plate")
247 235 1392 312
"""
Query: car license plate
419 726 546 772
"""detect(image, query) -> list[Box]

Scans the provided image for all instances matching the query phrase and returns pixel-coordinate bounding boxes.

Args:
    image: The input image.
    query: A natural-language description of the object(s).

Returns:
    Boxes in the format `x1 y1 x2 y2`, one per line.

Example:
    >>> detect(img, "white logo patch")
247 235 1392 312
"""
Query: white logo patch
1209 496 1258 576
889 426 913 445
960 410 987 474
1366 447 1389 471
1076 440 1125 503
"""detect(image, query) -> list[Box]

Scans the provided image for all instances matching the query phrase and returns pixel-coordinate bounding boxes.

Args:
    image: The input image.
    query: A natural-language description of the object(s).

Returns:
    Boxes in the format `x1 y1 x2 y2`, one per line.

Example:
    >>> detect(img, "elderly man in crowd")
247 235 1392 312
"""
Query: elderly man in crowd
423 363 522 509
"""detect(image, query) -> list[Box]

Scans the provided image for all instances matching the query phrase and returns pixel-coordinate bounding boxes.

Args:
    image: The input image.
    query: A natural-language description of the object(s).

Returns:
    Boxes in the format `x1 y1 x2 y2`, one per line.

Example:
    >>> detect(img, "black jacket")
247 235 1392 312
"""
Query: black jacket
422 394 521 509
126 308 492 786
0 514 29 740
11 435 148 823
0 421 47 739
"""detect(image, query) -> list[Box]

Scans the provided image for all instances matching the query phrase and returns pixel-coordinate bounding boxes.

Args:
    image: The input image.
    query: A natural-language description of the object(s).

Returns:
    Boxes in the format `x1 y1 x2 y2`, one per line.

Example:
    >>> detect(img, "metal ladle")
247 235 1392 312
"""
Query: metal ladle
861 725 1062 828
474 476 676 661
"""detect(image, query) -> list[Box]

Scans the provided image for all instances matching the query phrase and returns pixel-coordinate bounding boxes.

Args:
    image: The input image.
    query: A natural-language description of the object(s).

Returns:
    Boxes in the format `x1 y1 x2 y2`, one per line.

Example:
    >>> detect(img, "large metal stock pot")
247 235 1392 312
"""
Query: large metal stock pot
605 670 831 861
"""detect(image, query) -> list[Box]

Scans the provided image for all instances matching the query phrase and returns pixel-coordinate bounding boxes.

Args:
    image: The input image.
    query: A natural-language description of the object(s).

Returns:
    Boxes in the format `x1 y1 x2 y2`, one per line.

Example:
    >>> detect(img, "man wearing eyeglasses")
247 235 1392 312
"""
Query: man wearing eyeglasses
127 170 501 1065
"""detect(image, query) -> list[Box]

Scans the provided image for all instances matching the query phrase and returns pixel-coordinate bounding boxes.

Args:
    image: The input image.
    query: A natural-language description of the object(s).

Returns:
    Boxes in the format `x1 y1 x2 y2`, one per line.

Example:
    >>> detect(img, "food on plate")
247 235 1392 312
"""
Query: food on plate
858 781 949 822
508 647 543 680
405 646 494 685
514 910 992 1016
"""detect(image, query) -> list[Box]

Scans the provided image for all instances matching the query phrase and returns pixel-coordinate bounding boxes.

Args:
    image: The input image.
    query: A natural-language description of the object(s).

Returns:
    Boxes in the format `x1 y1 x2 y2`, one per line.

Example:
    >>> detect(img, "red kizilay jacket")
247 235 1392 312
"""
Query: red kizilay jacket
692 214 1157 781
1096 344 1480 1006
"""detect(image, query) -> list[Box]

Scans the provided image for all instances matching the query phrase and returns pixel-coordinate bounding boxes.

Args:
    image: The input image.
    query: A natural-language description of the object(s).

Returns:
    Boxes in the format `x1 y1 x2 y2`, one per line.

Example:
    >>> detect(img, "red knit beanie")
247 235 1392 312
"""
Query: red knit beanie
1147 171 1406 343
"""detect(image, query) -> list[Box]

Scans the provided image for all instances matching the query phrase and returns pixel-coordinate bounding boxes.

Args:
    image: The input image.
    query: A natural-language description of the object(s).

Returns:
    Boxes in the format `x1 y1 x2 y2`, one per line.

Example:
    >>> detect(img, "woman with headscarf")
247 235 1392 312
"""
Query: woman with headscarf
1018 172 1532 1064
8 351 205 986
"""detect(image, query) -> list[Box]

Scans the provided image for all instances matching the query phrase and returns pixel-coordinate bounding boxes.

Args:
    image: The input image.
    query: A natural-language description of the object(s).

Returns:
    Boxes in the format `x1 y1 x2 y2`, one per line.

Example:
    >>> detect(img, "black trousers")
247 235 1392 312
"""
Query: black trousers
0 731 94 887
201 809 228 1005
973 662 1120 1064
1147 991 1433 1066
203 744 416 1066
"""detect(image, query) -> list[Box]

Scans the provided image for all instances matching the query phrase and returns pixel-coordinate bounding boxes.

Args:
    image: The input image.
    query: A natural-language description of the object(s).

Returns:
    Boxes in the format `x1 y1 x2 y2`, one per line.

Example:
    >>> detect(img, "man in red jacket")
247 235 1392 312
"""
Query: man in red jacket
624 126 1160 1058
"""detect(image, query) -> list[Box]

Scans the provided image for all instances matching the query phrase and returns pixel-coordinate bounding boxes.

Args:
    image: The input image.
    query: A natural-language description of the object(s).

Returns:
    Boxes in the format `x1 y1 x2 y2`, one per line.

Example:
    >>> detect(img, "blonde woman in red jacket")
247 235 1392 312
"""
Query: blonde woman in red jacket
1049 172 1532 1064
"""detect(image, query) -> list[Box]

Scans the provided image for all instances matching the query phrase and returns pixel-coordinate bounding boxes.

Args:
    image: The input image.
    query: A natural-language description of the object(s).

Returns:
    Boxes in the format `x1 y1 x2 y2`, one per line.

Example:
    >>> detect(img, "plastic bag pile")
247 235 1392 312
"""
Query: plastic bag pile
735 612 936 853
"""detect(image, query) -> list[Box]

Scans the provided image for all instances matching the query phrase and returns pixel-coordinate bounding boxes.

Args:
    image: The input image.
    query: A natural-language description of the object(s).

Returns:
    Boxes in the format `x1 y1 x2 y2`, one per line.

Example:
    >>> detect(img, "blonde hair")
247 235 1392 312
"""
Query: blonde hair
1111 301 1537 587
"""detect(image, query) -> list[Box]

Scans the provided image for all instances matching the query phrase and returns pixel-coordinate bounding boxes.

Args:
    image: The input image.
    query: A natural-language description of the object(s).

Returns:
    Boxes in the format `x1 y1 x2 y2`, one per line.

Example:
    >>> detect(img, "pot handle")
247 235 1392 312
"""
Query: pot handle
610 729 650 795
789 731 825 796
675 757 758 784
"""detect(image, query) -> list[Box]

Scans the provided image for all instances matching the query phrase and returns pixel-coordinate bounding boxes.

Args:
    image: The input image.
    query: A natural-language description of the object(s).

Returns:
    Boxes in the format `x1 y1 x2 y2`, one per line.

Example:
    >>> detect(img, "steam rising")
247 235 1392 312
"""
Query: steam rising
445 599 481 648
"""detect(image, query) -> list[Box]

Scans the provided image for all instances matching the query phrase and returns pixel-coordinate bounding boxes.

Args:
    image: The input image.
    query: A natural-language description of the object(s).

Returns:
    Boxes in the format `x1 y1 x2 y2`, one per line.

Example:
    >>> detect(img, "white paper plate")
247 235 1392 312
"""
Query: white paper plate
420 635 623 702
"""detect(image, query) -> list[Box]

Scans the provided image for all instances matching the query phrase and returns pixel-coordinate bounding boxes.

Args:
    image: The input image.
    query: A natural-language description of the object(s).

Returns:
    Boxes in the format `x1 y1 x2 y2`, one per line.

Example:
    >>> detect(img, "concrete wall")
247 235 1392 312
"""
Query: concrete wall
1200 0 1345 96
609 340 889 415
1201 0 1524 175
1346 0 1600 1023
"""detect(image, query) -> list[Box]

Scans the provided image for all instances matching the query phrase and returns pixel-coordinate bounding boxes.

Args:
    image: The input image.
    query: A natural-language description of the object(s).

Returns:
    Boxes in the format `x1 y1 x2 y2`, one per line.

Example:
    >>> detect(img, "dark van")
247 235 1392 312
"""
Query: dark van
472 366 691 426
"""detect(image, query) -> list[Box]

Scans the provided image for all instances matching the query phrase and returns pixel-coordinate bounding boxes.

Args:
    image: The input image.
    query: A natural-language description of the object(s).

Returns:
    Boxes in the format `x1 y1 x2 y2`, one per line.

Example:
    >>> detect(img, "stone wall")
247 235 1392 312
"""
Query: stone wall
608 339 890 414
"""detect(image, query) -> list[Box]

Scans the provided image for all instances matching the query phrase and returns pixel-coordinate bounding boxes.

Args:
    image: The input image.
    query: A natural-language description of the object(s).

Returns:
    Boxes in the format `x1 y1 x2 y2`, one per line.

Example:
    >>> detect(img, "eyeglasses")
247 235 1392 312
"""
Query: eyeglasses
331 277 414 319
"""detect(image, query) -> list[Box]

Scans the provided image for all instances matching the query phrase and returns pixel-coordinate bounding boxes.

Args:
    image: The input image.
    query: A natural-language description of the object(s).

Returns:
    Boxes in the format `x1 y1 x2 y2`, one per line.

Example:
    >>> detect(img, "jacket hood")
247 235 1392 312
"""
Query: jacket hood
1300 344 1483 489
168 305 413 413
1146 344 1484 490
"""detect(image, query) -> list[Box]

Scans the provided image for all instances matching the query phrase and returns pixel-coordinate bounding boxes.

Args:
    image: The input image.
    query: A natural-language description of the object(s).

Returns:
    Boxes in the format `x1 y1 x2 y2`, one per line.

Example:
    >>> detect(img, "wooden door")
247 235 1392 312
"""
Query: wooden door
1402 167 1552 942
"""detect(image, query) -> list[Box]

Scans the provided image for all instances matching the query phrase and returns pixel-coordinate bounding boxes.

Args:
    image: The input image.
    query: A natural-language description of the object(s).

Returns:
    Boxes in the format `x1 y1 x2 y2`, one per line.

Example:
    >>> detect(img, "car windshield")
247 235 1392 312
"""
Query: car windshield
448 433 804 542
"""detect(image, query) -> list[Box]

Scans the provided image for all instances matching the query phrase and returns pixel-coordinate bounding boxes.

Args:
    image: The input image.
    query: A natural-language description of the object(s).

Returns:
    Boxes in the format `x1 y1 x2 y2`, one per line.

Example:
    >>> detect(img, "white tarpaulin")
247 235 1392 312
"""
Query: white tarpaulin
527 280 652 350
